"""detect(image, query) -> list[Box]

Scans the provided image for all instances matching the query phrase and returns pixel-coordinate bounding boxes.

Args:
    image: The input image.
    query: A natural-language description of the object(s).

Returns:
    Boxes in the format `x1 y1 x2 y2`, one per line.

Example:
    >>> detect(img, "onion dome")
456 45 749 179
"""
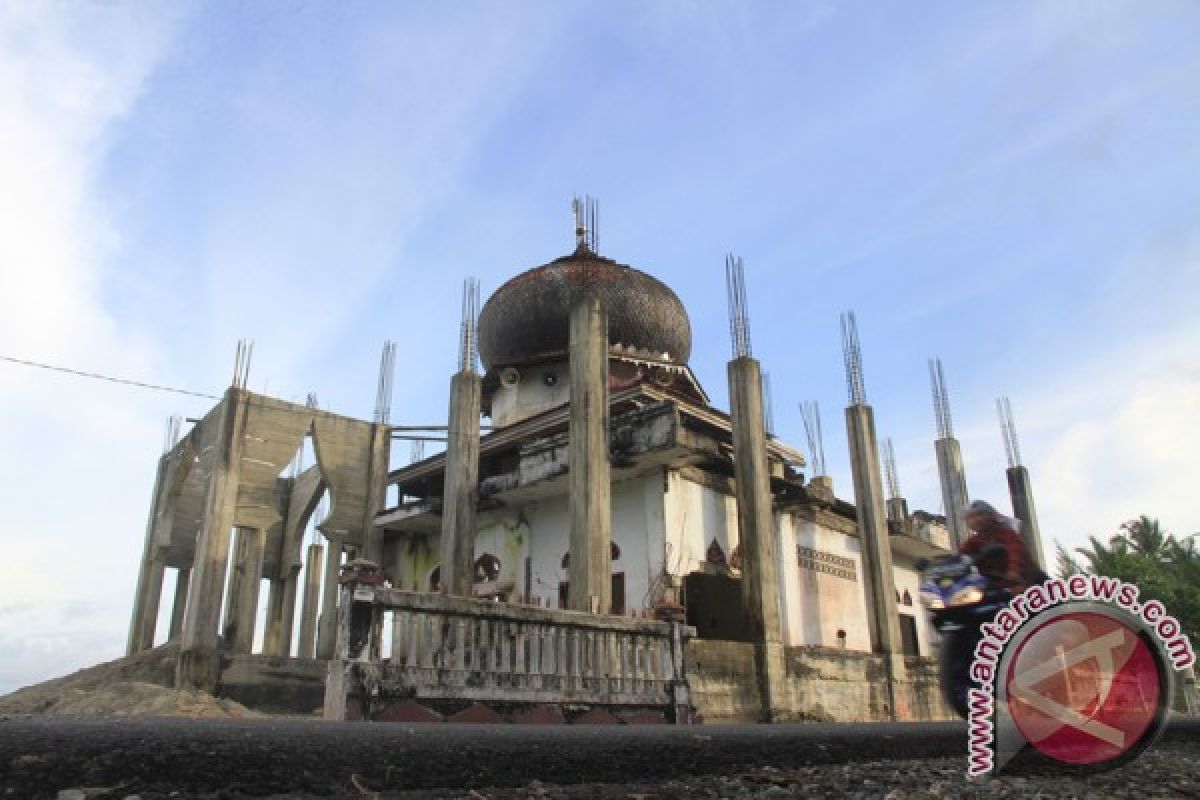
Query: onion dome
477 244 692 371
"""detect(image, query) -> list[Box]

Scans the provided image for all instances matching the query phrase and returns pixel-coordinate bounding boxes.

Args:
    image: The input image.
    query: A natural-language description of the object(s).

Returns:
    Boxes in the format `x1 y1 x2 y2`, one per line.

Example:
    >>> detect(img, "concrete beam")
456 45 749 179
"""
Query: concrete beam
567 295 611 614
1006 465 1045 570
440 372 481 597
231 527 265 654
263 570 298 657
179 389 248 691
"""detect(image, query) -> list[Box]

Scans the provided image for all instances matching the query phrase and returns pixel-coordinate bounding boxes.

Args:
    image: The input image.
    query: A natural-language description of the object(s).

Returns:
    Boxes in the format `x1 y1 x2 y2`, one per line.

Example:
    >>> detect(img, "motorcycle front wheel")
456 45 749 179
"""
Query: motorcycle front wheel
938 626 982 719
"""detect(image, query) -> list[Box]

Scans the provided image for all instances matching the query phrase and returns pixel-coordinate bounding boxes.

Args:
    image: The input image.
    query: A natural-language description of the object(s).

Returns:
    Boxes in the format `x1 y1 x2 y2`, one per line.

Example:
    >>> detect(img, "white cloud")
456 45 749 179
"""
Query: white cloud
0 5 184 693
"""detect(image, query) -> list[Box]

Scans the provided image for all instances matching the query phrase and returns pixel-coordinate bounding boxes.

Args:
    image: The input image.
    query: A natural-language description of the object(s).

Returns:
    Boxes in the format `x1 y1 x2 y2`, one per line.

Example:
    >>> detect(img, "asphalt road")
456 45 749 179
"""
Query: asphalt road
2 716 1198 799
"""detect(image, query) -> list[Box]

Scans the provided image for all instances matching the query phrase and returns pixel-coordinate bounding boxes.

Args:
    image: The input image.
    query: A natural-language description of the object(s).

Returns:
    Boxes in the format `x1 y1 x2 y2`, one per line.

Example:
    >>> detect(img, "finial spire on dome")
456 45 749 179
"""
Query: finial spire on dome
572 195 599 252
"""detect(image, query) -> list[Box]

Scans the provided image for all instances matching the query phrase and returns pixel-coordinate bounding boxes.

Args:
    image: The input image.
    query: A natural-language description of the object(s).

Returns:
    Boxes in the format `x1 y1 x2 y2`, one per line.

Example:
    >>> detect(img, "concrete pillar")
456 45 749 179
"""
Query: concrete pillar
728 356 786 721
127 455 169 655
221 528 248 645
846 404 907 719
128 558 165 655
440 371 481 597
297 542 324 659
886 497 909 526
263 571 298 657
168 567 191 641
179 388 247 690
361 424 391 566
934 438 969 548
228 527 264 654
316 538 343 659
1006 465 1045 570
567 294 611 614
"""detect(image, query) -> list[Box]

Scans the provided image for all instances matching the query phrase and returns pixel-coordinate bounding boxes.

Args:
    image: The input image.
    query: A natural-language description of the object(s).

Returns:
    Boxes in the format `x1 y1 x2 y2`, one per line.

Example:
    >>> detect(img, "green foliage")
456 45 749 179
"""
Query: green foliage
1064 516 1200 644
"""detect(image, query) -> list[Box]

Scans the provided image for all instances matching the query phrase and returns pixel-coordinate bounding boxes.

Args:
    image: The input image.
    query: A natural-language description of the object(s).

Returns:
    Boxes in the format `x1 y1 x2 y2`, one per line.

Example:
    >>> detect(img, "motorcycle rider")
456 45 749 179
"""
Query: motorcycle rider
959 499 1038 592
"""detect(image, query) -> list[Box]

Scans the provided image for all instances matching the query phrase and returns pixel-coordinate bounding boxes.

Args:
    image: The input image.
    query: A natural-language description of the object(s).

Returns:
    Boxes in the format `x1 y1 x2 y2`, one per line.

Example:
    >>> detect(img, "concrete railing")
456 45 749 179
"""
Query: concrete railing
324 562 695 723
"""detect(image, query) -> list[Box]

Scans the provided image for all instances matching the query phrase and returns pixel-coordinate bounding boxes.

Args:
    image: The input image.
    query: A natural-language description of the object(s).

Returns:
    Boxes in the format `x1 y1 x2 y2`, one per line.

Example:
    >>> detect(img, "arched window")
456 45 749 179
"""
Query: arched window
429 566 441 592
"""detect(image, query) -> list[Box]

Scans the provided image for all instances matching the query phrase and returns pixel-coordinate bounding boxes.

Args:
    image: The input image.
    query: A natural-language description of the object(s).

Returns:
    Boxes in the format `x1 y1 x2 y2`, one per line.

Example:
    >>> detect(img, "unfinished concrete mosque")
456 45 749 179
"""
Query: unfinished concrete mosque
127 201 1052 724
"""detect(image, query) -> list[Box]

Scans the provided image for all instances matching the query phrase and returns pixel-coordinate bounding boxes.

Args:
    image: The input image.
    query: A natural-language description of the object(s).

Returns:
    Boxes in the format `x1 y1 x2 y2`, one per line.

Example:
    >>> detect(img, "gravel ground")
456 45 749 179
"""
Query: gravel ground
377 743 1200 800
3 716 1197 799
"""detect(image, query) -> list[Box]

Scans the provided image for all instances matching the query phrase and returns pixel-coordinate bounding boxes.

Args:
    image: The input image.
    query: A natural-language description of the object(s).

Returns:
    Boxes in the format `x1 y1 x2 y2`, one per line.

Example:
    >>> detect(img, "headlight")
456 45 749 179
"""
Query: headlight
947 585 984 607
919 590 944 609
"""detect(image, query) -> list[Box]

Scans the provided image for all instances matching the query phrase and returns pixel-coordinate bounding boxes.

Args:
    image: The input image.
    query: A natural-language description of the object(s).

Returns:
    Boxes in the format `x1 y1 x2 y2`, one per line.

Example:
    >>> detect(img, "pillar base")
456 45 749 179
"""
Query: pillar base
176 646 222 692
755 641 788 723
882 651 910 721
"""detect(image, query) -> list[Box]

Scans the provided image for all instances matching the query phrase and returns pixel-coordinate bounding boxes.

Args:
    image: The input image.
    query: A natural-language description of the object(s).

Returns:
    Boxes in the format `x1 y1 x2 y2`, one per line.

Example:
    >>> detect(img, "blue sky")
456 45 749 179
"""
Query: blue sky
1 1 1197 693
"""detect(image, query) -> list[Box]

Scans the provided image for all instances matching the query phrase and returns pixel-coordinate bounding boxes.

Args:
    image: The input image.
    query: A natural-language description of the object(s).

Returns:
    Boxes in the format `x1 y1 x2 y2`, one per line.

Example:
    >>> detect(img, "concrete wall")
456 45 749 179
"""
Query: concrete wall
784 516 871 651
389 471 662 615
663 470 739 574
490 362 570 427
686 639 954 723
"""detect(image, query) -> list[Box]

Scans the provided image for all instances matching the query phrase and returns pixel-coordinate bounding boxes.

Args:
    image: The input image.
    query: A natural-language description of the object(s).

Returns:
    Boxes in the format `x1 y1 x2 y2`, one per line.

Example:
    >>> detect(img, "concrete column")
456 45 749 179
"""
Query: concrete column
179 388 247 690
1006 465 1045 570
567 294 611 614
728 356 786 721
297 542 324 659
361 424 391 566
886 497 909 527
440 371 481 597
229 527 264 654
128 558 165 655
168 567 191 641
847 404 907 719
934 438 969 548
316 538 343 659
263 570 298 657
127 455 169 655
221 528 248 645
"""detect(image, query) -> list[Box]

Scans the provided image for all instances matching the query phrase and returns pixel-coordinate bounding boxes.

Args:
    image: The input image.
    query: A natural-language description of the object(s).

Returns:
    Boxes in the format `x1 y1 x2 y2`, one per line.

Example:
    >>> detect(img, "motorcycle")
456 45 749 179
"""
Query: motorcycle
917 544 1012 718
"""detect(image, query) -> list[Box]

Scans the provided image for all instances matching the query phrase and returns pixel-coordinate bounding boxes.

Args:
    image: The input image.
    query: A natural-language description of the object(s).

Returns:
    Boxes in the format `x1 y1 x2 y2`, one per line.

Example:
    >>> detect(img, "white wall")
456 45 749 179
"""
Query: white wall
892 560 934 657
663 470 739 576
786 515 872 652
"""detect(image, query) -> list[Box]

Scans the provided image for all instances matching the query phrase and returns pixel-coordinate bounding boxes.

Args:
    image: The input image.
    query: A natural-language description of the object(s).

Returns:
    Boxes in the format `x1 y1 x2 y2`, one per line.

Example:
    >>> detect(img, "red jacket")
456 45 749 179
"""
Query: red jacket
960 518 1033 590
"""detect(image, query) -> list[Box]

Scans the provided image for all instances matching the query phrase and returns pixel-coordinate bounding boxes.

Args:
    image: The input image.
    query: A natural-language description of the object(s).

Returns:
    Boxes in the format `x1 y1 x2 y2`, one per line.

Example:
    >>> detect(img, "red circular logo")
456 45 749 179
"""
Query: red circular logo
1005 611 1163 765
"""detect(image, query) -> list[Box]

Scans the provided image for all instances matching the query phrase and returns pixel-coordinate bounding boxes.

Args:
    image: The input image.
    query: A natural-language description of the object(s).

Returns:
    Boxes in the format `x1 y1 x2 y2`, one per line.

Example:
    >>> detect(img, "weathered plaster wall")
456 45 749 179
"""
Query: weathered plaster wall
663 470 739 574
686 640 955 723
490 362 570 427
786 517 871 651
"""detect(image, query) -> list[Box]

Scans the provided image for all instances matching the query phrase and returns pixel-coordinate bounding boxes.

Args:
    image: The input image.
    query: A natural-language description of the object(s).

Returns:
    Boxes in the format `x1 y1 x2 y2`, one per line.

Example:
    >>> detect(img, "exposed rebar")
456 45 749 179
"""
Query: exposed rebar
231 339 254 390
929 357 954 439
883 436 901 500
725 254 752 358
840 311 866 405
374 340 397 424
458 278 481 373
997 395 1023 468
799 400 827 477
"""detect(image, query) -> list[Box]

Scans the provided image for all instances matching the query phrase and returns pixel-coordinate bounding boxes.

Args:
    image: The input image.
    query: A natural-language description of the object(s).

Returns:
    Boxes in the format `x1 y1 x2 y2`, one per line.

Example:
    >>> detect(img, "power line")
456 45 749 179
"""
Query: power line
0 354 221 400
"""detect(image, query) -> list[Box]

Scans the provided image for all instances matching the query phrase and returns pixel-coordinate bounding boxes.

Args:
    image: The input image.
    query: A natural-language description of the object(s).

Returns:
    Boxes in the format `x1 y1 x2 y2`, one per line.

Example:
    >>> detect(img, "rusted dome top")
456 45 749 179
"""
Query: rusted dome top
478 244 692 371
